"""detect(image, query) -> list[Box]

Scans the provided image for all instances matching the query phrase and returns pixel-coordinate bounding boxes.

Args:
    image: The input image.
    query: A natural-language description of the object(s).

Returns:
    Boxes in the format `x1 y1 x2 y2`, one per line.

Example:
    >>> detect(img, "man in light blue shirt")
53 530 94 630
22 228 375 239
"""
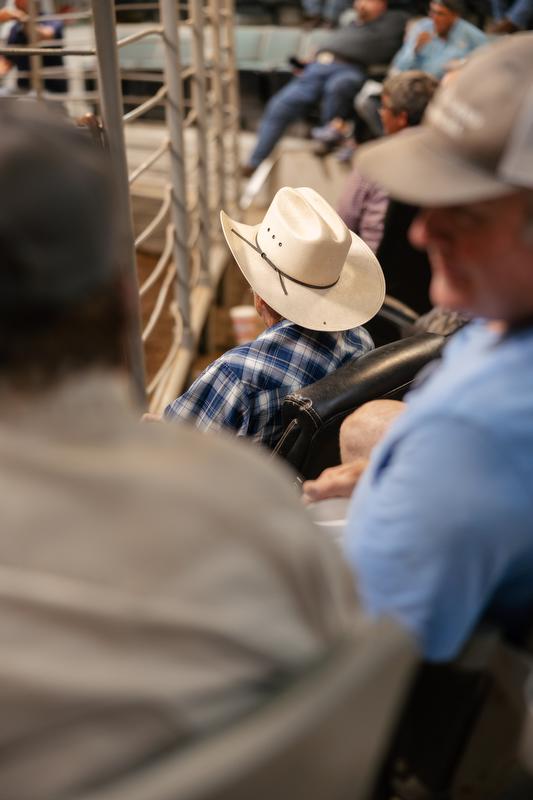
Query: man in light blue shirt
391 0 487 78
342 35 533 661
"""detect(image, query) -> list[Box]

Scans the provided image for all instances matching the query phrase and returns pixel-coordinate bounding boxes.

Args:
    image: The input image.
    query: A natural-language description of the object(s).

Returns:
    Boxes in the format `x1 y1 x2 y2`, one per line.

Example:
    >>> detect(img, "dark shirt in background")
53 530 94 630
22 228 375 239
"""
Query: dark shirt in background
7 19 66 93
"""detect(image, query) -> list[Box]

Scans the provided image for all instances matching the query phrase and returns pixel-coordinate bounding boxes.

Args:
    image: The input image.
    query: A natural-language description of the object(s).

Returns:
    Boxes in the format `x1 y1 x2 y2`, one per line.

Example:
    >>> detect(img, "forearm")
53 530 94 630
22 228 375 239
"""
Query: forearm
340 399 405 463
302 399 406 503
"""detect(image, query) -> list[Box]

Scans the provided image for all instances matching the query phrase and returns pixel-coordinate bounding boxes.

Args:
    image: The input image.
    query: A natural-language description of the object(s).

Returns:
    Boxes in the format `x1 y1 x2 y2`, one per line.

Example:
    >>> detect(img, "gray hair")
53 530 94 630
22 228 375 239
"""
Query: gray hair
383 71 439 127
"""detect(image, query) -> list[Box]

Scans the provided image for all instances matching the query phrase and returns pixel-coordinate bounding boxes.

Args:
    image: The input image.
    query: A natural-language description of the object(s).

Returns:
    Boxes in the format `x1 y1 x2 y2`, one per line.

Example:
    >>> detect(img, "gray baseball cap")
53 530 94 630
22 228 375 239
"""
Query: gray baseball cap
355 33 533 206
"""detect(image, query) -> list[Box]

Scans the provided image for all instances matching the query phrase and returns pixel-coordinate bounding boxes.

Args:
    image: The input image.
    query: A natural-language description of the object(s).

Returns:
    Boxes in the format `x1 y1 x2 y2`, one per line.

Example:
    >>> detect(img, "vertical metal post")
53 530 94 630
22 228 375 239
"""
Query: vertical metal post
190 0 210 285
208 0 225 217
222 0 241 213
91 0 146 405
160 0 192 339
27 0 42 98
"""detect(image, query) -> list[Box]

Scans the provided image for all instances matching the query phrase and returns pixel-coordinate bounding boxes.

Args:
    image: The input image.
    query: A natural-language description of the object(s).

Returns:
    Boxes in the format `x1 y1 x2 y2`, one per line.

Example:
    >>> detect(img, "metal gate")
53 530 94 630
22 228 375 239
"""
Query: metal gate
0 0 241 410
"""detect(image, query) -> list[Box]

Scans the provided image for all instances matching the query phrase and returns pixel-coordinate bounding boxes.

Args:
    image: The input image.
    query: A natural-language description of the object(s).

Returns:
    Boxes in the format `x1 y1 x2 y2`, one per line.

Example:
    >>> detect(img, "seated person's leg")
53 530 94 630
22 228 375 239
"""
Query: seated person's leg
302 0 323 13
247 64 331 170
321 67 366 126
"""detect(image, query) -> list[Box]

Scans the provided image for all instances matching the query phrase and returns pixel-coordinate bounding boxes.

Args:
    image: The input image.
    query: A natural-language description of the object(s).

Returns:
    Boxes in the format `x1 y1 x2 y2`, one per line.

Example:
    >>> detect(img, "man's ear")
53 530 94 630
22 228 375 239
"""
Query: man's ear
254 294 282 327
397 110 409 130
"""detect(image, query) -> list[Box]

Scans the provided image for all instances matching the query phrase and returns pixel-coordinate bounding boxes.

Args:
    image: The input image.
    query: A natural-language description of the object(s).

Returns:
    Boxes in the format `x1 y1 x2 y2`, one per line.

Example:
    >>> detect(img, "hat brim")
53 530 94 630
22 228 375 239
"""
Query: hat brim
355 127 516 207
220 211 385 332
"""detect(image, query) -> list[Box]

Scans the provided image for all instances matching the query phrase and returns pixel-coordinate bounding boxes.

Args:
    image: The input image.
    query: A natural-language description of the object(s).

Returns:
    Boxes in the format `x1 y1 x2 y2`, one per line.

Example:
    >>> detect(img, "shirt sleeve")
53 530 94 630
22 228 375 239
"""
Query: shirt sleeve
390 22 423 72
464 23 488 49
344 415 529 661
337 169 368 235
358 186 388 254
164 360 252 436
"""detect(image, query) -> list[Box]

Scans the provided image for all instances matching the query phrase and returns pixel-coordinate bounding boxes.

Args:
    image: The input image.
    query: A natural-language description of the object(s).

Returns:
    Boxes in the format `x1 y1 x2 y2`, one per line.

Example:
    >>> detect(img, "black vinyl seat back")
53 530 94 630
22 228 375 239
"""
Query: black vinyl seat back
274 333 445 480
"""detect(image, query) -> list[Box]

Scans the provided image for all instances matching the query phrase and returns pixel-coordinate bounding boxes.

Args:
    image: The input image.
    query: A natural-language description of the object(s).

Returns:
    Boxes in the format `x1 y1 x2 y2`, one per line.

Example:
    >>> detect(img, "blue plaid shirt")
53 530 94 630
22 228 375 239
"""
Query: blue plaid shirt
165 320 373 448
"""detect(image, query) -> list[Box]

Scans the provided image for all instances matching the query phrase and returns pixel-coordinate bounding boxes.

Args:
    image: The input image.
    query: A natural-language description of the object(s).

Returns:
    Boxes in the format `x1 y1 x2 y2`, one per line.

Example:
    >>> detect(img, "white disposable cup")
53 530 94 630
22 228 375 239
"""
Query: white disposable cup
229 305 263 345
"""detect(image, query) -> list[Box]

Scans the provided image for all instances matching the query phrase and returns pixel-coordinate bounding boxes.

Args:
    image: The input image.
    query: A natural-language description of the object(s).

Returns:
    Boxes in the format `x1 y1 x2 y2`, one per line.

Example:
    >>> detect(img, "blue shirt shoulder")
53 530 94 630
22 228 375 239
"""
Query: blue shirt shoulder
392 17 487 78
345 323 533 661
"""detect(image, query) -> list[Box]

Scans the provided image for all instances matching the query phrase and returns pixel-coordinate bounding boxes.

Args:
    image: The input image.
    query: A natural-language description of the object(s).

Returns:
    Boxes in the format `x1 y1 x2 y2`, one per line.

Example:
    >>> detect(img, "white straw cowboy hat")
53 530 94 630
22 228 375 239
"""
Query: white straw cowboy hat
220 187 385 332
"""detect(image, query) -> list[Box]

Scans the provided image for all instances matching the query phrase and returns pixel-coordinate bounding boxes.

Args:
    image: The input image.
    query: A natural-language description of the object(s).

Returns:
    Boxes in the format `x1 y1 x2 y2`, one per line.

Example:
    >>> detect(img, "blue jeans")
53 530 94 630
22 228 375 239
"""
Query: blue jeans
248 61 365 168
302 0 353 21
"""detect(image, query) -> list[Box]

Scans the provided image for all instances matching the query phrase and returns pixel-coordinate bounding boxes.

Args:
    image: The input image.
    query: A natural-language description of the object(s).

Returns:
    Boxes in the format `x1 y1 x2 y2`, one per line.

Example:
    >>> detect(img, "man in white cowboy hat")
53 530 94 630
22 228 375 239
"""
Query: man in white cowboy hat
327 33 533 662
165 186 385 449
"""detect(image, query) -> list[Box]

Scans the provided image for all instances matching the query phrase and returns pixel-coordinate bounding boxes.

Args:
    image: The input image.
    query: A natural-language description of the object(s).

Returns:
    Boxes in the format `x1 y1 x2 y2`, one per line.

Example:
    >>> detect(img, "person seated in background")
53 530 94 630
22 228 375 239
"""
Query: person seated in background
0 99 359 800
391 0 488 79
165 186 384 449
242 0 408 176
339 0 487 146
336 70 438 252
3 0 66 93
327 35 533 663
0 2 26 22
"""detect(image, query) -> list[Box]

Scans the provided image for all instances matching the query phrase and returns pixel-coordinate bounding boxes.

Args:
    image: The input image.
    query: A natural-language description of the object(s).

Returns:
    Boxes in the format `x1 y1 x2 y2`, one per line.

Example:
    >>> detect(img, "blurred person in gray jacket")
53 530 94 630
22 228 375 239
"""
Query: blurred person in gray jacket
0 99 358 800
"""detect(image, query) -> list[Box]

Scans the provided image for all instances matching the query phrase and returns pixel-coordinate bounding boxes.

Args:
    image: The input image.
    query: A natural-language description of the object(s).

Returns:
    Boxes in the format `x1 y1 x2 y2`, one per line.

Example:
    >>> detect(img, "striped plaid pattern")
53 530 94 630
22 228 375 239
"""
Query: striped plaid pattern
165 319 373 448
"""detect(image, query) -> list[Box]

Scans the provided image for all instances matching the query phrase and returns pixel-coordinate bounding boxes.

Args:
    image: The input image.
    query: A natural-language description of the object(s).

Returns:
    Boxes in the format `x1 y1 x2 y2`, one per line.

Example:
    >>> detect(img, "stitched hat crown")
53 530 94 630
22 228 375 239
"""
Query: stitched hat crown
256 188 351 287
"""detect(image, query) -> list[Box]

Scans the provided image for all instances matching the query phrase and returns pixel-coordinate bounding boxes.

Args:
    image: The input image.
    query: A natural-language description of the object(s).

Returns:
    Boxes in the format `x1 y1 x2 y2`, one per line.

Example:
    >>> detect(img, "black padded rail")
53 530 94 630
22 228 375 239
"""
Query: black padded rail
274 333 445 479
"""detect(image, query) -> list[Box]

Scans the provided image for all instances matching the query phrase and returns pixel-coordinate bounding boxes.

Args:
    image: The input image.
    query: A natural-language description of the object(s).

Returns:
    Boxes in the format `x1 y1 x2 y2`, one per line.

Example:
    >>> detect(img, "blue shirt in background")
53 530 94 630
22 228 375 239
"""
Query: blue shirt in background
345 322 533 661
391 17 488 78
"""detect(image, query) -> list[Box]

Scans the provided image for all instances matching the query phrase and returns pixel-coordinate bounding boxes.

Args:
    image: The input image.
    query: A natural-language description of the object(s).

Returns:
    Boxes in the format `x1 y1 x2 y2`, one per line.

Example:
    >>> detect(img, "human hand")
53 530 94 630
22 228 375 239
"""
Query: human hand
36 23 58 41
141 412 163 424
414 30 433 52
0 56 12 78
302 458 368 504
0 8 28 23
487 17 518 33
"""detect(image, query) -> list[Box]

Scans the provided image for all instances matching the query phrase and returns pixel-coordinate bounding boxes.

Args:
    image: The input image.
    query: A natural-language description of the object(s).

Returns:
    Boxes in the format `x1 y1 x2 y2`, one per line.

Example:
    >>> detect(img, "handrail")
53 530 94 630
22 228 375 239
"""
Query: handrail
0 45 95 56
140 224 175 297
116 26 163 49
135 185 172 249
128 138 169 185
142 263 177 342
123 84 168 123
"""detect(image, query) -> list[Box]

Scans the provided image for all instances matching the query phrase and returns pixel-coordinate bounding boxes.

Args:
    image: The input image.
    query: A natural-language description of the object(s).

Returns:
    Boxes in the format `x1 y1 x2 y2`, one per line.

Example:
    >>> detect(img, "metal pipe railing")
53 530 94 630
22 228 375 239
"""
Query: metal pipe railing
222 0 241 214
27 0 43 97
190 0 210 286
128 138 169 185
6 0 241 410
160 0 193 340
140 223 174 297
116 26 163 49
123 84 168 123
207 0 226 216
91 0 146 405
